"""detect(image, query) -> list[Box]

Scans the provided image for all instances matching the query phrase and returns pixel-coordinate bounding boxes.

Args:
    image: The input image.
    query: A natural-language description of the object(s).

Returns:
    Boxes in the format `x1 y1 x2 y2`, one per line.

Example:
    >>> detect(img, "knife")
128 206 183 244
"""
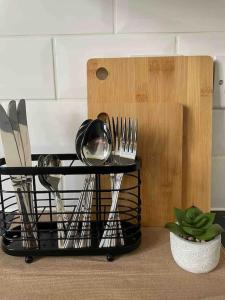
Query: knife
9 100 37 238
0 103 36 248
0 104 22 168
17 99 32 167
8 100 25 166
17 99 36 224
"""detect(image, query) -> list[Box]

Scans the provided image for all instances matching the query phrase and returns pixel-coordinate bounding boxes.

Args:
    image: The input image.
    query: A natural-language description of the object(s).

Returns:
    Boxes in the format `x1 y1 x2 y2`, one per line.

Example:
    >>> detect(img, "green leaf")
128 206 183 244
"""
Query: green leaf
196 224 225 241
182 226 205 237
194 217 208 228
193 213 207 225
181 220 192 227
174 208 186 224
165 222 188 237
185 207 202 224
197 213 215 229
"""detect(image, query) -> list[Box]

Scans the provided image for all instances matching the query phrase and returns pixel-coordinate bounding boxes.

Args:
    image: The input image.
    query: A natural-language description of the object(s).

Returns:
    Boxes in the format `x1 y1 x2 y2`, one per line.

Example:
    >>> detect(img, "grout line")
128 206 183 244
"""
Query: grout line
0 98 87 102
113 0 118 34
0 98 56 101
1 31 225 39
51 38 58 99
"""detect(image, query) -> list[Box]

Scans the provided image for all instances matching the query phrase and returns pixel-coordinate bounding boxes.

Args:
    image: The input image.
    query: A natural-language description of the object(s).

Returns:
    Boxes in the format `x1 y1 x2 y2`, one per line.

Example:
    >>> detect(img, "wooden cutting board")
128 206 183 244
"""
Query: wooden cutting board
88 101 183 226
87 56 213 226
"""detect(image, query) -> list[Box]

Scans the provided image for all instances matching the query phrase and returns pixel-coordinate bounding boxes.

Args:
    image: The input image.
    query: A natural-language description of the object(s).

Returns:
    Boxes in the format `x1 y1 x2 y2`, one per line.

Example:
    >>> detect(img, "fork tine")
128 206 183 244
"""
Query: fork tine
128 117 131 152
123 117 127 151
133 119 137 153
112 117 117 151
118 116 121 151
130 119 134 153
119 117 122 150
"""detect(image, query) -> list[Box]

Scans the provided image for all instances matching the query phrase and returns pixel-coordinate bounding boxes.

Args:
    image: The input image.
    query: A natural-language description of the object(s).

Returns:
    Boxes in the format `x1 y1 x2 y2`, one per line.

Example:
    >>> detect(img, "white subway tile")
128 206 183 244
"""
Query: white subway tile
178 33 225 55
26 100 87 154
212 157 225 210
116 0 225 33
54 34 176 99
0 38 55 99
0 0 113 35
0 100 87 155
212 110 225 156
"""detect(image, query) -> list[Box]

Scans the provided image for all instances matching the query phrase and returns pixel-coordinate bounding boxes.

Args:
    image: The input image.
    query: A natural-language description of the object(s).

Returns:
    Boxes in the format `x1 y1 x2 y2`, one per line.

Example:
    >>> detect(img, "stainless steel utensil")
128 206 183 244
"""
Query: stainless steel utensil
64 175 91 248
78 119 112 247
99 117 137 248
75 120 92 161
97 112 124 247
65 119 112 248
38 154 68 248
0 102 37 248
74 174 95 248
81 119 112 166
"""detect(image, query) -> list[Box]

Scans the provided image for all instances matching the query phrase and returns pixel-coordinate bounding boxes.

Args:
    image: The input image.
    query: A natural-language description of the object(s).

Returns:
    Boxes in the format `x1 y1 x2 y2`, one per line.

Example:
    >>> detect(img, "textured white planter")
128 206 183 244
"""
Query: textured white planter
170 232 221 273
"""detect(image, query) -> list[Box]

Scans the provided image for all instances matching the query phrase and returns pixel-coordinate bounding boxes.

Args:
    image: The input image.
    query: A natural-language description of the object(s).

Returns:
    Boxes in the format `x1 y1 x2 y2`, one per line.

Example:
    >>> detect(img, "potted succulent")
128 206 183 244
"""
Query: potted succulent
165 206 224 273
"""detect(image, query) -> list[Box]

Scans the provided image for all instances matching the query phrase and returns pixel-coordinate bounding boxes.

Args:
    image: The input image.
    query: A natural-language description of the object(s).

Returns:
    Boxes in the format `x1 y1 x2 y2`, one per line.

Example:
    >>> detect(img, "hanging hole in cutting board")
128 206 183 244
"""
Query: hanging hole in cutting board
96 67 108 80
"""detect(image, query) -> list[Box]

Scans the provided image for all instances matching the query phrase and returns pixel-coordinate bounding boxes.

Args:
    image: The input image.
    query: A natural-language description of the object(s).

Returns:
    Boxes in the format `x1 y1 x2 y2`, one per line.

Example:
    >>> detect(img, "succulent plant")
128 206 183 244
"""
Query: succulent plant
165 206 224 242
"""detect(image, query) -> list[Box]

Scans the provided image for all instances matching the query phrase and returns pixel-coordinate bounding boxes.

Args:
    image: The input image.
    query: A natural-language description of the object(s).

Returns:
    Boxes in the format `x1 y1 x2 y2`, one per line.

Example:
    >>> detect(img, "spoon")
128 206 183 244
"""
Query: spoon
75 120 92 161
68 119 112 248
81 119 112 166
97 112 124 248
97 112 115 162
38 154 68 248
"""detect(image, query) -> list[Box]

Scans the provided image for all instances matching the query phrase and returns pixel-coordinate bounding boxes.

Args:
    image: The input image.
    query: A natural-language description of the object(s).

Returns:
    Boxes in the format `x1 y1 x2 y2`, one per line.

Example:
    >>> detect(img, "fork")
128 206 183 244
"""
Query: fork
99 117 137 248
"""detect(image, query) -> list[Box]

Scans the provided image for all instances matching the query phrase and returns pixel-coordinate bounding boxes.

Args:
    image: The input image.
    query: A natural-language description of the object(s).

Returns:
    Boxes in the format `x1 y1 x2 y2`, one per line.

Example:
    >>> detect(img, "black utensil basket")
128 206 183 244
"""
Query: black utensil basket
0 154 141 263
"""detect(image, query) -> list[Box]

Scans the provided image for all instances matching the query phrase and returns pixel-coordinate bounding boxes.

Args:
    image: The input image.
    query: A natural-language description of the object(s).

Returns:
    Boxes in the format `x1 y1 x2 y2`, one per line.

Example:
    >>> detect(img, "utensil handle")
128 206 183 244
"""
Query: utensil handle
54 192 66 248
77 174 95 248
64 175 91 248
12 178 38 248
99 173 124 248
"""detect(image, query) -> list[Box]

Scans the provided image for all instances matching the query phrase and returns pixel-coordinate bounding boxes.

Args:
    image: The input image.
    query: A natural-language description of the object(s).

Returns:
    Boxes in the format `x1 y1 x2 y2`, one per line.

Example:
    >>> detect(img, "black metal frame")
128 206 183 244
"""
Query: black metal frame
0 154 141 263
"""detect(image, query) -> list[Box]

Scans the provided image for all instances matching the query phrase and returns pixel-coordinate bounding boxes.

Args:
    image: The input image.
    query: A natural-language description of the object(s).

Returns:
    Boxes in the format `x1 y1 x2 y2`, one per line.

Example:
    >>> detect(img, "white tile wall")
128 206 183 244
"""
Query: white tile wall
0 0 113 35
0 1 224 208
27 100 87 153
0 100 87 156
116 0 225 33
0 37 55 99
177 33 225 55
54 34 176 99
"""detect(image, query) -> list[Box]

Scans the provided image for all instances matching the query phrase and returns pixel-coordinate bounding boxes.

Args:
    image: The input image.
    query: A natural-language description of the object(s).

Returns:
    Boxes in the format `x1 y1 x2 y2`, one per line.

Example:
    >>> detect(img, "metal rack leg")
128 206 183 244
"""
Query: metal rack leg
25 256 33 263
106 253 114 262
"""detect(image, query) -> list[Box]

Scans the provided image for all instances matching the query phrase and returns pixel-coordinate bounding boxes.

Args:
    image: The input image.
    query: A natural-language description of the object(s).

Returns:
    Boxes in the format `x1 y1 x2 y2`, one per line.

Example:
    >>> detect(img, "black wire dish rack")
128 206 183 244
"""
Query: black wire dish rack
0 154 141 263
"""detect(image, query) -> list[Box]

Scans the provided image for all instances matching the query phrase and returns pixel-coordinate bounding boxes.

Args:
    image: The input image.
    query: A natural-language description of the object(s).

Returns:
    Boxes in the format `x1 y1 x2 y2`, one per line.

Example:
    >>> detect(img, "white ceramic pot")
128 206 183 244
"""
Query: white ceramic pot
170 232 221 273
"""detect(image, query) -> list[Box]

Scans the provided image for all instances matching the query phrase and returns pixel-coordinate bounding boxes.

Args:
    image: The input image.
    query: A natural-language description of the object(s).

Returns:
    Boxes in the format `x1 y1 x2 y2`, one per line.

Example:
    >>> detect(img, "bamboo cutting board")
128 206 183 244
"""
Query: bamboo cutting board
88 102 183 226
87 56 213 226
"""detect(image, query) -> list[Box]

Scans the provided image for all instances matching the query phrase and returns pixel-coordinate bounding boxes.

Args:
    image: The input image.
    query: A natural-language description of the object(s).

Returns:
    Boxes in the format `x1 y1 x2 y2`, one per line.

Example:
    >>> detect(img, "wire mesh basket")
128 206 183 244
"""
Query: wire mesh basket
0 154 141 263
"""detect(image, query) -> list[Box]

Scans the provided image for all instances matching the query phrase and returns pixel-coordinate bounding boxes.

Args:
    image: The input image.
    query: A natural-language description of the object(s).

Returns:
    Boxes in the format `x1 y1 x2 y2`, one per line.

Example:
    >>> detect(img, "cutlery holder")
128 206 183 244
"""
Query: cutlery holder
0 154 141 263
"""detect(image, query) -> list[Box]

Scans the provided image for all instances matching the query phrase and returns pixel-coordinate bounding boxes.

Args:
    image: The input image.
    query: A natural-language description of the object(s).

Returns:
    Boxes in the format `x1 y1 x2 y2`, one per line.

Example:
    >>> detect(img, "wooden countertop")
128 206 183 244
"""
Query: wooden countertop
0 228 225 300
